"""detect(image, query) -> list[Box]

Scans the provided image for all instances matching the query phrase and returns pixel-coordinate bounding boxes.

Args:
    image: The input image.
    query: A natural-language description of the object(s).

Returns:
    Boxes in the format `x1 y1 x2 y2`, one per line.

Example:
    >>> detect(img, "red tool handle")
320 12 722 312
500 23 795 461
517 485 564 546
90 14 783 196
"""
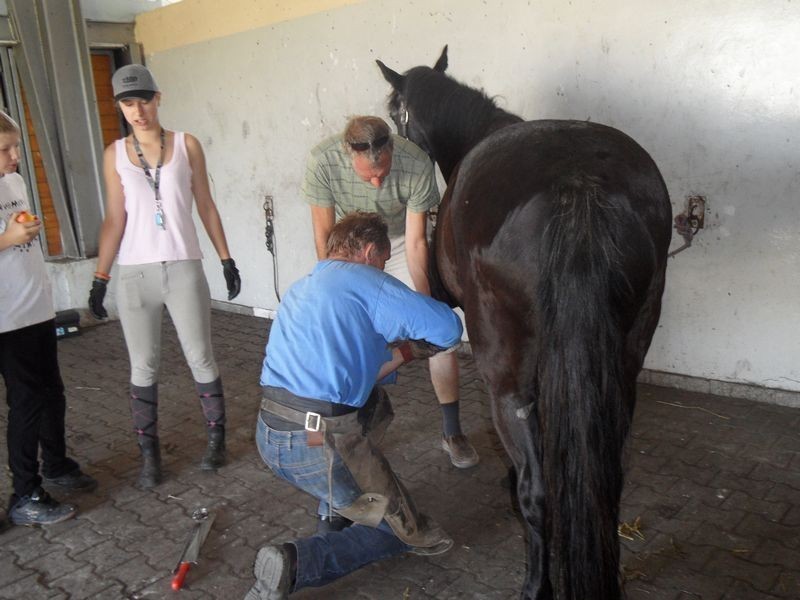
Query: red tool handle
171 562 191 591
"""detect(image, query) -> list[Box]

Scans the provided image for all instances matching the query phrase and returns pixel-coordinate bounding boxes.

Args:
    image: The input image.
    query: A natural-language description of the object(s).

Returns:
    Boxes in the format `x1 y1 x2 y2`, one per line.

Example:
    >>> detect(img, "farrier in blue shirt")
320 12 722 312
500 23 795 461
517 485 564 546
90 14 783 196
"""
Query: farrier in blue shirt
260 259 463 408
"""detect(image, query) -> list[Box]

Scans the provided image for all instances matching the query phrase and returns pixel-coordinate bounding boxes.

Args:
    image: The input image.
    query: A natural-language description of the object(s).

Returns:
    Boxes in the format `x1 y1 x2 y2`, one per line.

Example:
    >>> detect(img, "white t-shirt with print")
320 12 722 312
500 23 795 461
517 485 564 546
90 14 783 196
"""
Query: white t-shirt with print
0 173 54 333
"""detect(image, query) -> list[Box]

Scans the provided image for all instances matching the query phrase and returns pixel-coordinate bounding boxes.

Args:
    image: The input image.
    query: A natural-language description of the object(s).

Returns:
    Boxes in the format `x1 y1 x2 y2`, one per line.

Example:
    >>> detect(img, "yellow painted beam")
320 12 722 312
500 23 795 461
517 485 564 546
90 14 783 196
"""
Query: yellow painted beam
135 0 367 55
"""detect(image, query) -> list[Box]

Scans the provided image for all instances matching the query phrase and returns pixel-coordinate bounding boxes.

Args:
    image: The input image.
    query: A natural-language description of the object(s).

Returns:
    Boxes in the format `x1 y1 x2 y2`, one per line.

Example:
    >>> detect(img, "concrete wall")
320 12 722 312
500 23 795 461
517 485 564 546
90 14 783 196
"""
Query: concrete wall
130 0 800 397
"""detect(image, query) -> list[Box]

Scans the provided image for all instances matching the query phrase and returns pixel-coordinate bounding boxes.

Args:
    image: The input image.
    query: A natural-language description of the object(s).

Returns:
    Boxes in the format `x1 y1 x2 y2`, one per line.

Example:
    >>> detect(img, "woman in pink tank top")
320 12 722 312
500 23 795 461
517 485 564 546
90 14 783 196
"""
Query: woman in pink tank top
88 64 242 489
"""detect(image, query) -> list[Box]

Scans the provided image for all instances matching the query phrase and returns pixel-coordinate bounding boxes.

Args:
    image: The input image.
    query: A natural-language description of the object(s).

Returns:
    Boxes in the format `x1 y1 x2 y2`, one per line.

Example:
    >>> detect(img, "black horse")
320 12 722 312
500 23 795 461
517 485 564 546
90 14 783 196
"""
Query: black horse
377 47 672 600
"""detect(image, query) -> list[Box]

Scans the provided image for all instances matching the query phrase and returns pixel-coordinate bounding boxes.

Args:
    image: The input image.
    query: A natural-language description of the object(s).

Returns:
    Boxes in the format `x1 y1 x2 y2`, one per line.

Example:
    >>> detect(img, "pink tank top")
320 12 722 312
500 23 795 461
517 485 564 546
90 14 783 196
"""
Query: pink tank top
116 131 203 265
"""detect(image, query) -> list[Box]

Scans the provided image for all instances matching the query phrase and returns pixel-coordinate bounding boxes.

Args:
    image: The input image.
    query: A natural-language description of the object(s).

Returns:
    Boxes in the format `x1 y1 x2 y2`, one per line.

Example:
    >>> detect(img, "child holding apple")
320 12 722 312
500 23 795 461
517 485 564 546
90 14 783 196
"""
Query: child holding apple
0 110 96 527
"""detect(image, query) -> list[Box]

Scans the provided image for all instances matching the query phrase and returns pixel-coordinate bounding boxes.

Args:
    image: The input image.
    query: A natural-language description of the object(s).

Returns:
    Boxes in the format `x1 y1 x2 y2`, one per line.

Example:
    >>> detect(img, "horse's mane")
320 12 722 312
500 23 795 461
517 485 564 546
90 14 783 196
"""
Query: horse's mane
402 67 522 157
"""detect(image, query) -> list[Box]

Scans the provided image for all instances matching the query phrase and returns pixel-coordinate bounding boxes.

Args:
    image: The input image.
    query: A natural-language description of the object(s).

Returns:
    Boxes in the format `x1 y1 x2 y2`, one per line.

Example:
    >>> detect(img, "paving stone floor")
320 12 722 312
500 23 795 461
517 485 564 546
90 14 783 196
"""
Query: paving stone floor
0 310 798 599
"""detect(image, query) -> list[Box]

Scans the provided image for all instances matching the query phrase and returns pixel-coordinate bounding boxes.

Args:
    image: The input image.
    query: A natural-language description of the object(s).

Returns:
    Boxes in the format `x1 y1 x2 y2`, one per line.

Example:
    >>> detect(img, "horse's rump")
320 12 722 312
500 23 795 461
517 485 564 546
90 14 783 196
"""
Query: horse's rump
437 119 669 306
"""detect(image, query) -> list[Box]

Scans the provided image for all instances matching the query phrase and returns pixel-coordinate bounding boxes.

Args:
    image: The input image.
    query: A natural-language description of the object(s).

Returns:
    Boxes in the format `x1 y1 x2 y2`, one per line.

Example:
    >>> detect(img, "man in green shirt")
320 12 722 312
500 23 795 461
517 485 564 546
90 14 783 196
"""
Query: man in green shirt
302 116 479 482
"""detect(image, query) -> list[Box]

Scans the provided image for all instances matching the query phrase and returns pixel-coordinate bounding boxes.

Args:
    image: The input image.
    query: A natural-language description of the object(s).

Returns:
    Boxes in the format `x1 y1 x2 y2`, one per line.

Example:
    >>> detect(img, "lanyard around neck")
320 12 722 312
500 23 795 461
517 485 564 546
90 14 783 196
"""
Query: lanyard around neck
132 128 165 190
131 128 167 229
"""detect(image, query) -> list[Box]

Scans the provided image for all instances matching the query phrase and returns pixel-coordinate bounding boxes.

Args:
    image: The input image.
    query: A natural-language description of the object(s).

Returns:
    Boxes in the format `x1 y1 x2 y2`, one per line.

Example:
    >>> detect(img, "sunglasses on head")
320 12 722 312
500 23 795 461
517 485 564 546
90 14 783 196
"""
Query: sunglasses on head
349 135 389 153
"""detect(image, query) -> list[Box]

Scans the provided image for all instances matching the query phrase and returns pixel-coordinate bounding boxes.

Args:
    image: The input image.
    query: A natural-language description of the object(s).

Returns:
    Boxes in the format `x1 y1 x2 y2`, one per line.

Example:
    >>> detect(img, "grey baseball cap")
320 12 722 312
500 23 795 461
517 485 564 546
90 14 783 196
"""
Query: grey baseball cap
112 64 158 101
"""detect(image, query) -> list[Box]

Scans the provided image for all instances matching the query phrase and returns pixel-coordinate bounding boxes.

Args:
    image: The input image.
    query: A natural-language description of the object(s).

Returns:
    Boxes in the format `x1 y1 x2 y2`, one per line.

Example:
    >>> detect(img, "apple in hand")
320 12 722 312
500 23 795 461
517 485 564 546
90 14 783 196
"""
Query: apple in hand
15 211 39 223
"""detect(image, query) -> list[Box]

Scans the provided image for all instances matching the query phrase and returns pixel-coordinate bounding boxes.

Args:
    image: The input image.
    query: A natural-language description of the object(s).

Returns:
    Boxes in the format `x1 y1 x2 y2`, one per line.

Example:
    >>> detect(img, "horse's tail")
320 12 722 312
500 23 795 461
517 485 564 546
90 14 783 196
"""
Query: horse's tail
536 176 649 600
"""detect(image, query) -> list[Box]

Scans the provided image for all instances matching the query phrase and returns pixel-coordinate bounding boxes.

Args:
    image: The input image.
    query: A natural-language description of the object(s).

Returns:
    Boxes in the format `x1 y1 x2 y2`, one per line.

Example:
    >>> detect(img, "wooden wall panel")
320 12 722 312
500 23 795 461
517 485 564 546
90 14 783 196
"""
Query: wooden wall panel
91 53 123 147
21 87 61 255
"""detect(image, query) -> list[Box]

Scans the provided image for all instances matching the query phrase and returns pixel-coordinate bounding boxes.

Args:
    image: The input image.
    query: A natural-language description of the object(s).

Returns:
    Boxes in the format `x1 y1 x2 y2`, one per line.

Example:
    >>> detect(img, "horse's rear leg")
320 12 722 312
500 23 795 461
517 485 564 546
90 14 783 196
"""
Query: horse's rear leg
462 273 552 598
489 392 552 600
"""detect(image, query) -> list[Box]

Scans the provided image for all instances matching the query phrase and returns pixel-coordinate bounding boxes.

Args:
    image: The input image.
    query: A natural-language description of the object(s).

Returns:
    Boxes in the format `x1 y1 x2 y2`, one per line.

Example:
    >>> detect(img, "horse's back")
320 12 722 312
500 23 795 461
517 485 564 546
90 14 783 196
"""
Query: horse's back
457 118 670 223
443 119 672 299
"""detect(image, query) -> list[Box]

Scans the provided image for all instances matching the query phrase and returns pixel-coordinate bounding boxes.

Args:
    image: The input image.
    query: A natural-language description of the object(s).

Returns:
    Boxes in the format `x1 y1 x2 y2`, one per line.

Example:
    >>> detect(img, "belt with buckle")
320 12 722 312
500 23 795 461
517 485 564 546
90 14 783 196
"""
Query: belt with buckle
261 397 328 446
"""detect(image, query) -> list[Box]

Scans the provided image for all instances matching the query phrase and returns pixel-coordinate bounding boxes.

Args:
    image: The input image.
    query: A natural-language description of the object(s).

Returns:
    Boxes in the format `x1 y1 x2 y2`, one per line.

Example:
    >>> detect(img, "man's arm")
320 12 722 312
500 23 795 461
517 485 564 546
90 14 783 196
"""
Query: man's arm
302 146 337 259
374 276 463 350
310 205 335 259
405 210 430 295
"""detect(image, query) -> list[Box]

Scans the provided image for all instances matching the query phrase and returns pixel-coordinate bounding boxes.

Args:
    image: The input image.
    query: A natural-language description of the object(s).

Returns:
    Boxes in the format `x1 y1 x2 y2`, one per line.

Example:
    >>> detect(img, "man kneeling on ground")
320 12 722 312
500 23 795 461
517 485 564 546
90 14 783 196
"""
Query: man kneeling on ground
247 211 463 599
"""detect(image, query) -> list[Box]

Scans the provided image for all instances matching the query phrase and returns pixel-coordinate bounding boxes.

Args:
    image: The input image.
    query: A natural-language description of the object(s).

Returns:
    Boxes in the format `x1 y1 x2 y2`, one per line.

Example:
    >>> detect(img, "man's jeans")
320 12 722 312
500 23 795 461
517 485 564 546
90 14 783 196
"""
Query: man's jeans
256 415 410 590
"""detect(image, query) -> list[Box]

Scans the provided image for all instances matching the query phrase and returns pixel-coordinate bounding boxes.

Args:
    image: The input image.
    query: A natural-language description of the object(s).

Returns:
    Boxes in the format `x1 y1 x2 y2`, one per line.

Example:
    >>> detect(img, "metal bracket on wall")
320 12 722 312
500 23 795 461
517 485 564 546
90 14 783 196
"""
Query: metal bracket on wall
263 194 280 303
668 195 706 258
686 195 705 230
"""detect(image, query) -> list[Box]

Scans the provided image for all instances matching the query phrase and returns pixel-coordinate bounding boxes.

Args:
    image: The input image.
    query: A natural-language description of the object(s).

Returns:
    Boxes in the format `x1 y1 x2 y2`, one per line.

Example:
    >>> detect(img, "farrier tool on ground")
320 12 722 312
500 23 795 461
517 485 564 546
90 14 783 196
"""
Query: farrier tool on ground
171 507 216 591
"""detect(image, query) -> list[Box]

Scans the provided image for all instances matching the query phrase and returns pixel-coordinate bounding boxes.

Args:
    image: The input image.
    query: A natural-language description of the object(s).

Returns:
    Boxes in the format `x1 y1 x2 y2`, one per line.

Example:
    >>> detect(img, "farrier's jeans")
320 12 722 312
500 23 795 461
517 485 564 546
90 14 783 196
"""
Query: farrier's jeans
255 414 410 591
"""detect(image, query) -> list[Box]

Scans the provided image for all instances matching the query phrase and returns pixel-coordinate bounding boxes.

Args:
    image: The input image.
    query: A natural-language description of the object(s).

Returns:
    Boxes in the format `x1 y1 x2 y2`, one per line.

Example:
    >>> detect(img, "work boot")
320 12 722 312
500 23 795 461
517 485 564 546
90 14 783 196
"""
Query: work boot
200 426 226 471
245 544 293 600
442 434 480 469
138 438 162 489
9 487 76 526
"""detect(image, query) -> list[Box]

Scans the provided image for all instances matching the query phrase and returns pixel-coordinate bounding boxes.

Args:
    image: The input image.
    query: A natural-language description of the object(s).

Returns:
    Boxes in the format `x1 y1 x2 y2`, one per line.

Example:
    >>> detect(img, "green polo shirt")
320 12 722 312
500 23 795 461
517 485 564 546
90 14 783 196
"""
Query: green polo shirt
301 134 439 239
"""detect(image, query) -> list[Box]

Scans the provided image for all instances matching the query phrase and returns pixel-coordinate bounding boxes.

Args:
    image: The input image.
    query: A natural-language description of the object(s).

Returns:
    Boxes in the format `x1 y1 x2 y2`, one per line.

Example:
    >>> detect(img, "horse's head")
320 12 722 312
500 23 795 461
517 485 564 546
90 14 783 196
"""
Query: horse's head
375 46 449 160
376 46 517 183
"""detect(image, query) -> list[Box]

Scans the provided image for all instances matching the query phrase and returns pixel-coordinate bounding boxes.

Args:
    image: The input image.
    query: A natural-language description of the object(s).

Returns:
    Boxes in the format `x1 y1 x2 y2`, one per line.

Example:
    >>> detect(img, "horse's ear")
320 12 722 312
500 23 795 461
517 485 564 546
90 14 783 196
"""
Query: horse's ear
433 45 448 72
376 60 405 91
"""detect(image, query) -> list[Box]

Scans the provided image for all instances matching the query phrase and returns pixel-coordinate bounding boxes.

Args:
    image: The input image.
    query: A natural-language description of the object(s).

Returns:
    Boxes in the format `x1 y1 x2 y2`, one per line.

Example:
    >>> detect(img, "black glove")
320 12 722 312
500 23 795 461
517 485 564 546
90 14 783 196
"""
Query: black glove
221 258 241 300
88 278 108 319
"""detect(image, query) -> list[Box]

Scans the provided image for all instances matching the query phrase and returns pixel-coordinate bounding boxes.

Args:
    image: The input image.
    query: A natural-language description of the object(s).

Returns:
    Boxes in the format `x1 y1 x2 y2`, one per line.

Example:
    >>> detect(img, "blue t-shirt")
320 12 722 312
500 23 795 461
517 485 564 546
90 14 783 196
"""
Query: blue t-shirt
260 259 463 408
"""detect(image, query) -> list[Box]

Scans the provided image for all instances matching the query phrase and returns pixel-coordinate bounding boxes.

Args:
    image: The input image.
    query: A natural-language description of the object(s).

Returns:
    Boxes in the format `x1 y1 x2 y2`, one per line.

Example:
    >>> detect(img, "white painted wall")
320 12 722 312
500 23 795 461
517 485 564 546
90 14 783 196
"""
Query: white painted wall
139 0 799 394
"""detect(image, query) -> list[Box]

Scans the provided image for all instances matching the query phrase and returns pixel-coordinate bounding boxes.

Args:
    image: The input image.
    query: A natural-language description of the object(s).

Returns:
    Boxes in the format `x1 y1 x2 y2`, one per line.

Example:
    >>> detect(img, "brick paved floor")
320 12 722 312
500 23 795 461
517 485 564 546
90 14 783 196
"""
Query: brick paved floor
1 310 798 599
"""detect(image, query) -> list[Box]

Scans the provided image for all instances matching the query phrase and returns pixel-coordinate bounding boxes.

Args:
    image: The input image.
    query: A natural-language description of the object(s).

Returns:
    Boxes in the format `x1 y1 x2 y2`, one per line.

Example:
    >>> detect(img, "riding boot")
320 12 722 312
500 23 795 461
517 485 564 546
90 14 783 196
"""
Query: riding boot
197 378 226 470
130 384 161 488
200 426 226 471
138 437 162 489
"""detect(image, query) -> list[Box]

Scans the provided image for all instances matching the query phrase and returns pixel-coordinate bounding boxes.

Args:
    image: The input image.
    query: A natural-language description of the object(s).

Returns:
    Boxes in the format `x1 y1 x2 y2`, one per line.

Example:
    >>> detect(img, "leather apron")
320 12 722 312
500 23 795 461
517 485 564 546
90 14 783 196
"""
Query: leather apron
261 386 450 550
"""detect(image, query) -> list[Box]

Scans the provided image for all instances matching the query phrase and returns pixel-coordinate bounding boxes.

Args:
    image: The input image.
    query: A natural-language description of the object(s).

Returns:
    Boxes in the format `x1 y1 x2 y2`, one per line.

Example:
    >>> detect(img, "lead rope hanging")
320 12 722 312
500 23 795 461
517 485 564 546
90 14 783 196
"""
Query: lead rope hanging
263 195 281 303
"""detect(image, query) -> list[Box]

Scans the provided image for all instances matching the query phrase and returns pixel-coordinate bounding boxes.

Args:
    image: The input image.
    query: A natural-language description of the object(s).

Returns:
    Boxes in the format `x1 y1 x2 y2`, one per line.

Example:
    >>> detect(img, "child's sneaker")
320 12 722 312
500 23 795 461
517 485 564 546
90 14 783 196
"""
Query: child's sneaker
9 487 76 526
